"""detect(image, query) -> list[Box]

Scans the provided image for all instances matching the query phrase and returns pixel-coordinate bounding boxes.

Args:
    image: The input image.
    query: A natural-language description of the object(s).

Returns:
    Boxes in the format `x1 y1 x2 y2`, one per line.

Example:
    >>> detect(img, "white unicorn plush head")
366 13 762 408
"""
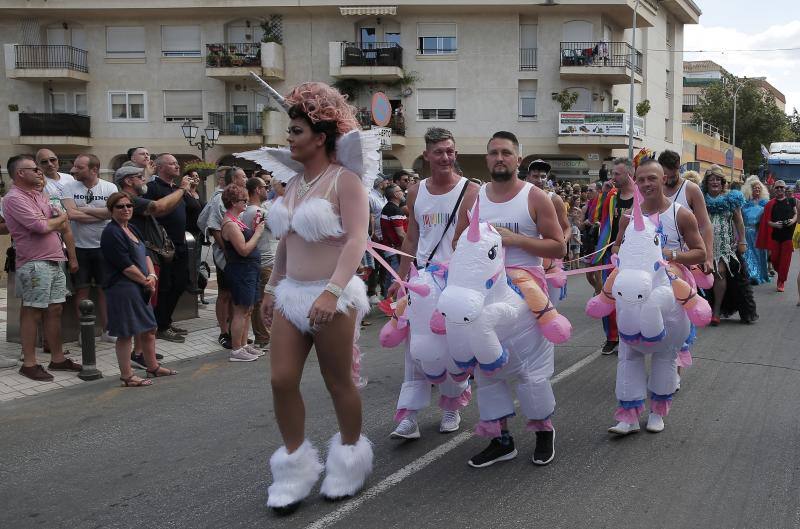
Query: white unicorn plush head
438 200 505 324
613 181 666 305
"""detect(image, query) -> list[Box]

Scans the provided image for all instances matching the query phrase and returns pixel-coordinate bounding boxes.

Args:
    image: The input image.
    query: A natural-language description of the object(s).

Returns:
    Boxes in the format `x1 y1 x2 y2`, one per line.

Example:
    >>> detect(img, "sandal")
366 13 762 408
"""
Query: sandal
146 363 178 378
120 375 152 387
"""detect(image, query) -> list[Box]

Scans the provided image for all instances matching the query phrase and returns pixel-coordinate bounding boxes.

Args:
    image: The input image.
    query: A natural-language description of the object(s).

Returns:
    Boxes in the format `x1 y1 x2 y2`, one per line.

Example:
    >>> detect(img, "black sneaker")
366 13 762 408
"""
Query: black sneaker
218 333 232 350
601 340 618 355
156 329 185 343
532 429 555 466
468 437 517 468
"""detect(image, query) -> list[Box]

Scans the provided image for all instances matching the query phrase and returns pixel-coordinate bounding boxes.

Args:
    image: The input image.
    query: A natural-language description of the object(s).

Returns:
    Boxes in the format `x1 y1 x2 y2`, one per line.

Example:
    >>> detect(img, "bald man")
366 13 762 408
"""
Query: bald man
35 149 75 201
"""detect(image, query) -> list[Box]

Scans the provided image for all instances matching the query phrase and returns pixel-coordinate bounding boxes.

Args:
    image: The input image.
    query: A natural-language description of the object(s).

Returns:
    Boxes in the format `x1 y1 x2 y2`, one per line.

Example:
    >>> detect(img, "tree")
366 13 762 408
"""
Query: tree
692 75 792 174
788 107 800 141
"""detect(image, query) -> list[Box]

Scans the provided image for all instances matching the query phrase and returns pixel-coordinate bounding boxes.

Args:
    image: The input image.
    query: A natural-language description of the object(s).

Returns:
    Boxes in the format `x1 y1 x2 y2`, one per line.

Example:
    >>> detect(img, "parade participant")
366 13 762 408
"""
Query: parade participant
702 165 756 324
741 176 770 284
258 82 375 512
658 150 714 274
454 131 565 467
757 180 797 292
387 127 478 440
604 159 706 434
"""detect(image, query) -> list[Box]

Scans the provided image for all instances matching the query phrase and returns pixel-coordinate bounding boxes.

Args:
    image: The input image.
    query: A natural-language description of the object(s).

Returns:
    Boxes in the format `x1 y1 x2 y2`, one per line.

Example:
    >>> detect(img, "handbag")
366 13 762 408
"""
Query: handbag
142 216 175 266
792 223 800 250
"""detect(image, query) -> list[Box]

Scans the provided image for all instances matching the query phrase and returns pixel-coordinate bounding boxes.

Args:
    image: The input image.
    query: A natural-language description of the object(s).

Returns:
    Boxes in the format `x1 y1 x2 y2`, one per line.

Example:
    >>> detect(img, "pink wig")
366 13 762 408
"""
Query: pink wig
284 82 360 136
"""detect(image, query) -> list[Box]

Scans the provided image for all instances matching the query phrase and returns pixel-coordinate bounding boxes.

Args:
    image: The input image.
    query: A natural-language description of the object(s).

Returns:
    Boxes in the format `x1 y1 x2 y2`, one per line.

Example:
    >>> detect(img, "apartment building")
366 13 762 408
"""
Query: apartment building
0 0 700 186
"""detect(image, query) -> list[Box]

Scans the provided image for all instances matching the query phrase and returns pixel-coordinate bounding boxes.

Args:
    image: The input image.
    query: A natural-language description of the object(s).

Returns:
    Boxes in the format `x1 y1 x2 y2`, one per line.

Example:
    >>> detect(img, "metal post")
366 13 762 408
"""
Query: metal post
731 82 743 182
77 299 102 381
199 134 207 162
628 0 639 162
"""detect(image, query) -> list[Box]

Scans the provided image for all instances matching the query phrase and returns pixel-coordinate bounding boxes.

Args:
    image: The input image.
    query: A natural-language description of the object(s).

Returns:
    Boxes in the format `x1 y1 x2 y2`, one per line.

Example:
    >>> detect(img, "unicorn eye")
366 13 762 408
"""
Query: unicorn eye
488 245 498 260
653 235 659 246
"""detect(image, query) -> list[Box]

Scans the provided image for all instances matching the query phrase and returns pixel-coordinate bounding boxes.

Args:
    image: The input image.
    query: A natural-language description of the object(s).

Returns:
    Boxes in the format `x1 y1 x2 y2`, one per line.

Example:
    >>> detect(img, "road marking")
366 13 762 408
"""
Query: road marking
303 349 603 529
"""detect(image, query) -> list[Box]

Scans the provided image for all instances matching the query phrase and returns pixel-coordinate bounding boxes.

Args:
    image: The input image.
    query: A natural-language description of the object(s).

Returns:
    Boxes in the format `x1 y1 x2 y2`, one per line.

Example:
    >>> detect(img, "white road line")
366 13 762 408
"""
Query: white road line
303 349 604 529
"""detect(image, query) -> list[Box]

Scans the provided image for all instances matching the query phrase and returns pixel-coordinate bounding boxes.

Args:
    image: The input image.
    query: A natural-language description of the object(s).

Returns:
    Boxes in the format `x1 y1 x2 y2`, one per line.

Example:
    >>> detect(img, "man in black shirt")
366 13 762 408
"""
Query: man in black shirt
145 154 192 342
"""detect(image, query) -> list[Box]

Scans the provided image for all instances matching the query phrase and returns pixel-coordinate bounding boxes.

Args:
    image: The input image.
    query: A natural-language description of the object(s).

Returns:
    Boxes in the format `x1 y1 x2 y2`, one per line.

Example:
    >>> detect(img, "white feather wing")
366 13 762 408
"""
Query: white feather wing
234 147 303 183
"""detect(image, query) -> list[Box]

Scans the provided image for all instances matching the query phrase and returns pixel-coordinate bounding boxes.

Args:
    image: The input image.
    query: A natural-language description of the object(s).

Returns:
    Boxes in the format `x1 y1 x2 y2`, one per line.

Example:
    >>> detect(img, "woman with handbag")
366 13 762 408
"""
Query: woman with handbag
100 192 177 386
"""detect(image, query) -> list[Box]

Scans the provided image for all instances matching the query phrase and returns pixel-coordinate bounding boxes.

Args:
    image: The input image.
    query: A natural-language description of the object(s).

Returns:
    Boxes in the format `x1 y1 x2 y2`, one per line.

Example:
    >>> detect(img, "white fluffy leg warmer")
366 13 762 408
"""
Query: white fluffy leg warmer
320 433 374 500
267 440 324 509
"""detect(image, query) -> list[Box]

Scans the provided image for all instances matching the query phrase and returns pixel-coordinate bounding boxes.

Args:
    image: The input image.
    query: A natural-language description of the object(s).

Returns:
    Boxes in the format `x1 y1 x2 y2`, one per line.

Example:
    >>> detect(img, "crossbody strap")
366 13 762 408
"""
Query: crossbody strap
425 179 469 267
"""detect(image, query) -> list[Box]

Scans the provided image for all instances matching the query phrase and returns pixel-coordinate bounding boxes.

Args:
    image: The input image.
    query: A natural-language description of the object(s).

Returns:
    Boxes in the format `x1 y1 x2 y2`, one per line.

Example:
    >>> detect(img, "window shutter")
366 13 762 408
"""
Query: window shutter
162 26 201 55
164 90 202 119
418 88 456 109
417 23 456 38
106 27 146 54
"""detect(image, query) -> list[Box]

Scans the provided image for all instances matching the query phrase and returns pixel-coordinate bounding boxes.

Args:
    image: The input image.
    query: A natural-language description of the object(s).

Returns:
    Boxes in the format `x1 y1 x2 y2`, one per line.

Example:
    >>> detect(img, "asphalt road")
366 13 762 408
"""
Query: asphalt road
2 262 800 529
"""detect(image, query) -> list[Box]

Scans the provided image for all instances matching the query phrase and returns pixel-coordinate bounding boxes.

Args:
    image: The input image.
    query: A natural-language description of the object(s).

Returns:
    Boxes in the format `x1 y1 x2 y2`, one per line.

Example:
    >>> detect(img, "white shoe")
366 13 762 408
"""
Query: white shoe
608 421 640 435
320 433 374 500
646 413 665 433
229 347 258 362
100 331 117 343
439 410 461 433
244 344 265 357
390 418 420 439
368 295 381 305
267 440 323 512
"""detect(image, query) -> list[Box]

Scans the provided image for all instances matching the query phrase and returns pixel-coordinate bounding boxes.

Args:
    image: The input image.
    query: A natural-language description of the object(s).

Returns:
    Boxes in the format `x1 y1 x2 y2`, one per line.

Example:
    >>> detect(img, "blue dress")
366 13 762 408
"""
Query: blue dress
101 221 158 338
224 219 260 307
741 199 770 284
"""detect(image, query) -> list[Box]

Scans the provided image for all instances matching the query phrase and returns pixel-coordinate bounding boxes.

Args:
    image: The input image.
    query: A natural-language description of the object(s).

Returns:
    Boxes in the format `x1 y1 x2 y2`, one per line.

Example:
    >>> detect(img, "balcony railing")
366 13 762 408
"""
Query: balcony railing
355 110 406 136
19 113 91 137
205 43 261 67
559 42 642 74
341 42 402 68
519 48 537 71
208 112 263 135
14 45 88 73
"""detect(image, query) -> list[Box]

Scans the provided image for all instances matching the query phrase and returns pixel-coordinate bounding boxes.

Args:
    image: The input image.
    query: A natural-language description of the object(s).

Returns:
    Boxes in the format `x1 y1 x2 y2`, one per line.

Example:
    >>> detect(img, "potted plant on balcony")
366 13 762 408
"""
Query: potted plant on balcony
636 99 651 117
552 90 579 112
260 16 284 78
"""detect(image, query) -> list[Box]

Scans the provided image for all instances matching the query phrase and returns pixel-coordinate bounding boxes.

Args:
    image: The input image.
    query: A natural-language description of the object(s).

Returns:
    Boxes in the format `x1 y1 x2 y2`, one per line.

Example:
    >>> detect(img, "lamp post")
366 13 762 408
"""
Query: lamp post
731 79 745 182
180 119 220 162
627 0 639 162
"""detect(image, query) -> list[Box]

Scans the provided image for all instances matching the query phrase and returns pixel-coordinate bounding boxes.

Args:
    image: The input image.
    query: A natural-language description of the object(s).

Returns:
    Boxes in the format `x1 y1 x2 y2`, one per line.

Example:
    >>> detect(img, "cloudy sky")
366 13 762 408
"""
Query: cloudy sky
684 0 799 114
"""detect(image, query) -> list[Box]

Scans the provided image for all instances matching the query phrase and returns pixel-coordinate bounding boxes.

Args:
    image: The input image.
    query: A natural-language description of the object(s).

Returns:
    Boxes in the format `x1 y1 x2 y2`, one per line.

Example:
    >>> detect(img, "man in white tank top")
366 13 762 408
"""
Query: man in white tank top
458 132 566 467
387 127 479 440
659 150 714 274
608 159 706 435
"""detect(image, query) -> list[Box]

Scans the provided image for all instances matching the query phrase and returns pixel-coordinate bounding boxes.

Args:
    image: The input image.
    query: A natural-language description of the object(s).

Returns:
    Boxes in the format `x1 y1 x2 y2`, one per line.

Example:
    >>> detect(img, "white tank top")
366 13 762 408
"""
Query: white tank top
656 201 684 251
478 182 542 267
415 177 467 265
667 180 691 210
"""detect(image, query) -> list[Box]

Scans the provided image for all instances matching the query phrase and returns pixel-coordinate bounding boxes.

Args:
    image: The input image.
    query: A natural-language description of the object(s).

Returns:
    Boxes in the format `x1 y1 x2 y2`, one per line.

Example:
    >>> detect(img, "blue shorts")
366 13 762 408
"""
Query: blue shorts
226 261 259 307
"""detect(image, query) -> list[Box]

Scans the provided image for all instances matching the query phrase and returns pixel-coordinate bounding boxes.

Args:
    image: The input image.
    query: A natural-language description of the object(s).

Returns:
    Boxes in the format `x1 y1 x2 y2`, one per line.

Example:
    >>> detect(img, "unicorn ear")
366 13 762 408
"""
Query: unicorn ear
467 198 481 242
401 281 431 297
409 266 420 280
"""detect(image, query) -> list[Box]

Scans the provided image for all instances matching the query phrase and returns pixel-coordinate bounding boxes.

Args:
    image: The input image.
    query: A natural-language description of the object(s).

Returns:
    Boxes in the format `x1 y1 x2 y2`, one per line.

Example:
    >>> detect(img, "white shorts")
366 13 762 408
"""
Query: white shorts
275 276 369 335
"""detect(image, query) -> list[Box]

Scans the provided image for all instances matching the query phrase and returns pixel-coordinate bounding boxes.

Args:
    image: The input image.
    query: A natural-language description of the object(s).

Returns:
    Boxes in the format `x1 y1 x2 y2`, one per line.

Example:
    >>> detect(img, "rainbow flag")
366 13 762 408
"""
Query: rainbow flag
588 187 618 265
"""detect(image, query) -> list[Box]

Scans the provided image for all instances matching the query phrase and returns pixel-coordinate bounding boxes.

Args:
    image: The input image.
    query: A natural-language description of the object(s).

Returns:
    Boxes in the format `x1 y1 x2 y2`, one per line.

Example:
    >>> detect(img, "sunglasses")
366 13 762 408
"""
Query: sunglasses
38 157 58 165
114 203 133 209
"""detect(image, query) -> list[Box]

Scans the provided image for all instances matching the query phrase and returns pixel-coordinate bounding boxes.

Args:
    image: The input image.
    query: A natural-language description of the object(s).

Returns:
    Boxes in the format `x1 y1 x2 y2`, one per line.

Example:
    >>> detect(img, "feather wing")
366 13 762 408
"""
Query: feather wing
234 147 303 183
335 129 382 189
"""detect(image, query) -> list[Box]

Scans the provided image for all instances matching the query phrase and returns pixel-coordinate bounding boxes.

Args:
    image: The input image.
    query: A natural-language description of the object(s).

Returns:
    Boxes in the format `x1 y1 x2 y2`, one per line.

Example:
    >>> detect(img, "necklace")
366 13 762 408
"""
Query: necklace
296 165 330 199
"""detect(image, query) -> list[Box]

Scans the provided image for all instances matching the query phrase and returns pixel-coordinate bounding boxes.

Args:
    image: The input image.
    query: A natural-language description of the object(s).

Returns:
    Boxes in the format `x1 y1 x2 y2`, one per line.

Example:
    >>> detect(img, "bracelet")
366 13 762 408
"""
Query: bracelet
325 282 343 298
147 273 158 280
264 284 277 296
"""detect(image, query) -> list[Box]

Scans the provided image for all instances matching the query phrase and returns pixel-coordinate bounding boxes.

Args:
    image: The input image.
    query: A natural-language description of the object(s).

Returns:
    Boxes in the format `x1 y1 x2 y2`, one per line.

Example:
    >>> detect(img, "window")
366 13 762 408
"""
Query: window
50 93 67 113
518 81 537 119
106 26 146 57
75 93 88 115
519 24 538 70
417 88 456 120
417 23 457 55
161 26 201 57
109 91 146 121
163 90 202 121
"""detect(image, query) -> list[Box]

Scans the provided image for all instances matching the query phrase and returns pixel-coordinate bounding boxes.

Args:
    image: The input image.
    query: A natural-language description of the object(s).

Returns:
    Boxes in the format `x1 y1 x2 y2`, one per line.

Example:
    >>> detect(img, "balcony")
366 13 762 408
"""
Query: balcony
207 112 262 145
557 112 643 149
205 42 284 81
329 42 403 81
4 44 89 82
355 110 406 148
13 112 91 146
559 42 642 85
519 48 537 71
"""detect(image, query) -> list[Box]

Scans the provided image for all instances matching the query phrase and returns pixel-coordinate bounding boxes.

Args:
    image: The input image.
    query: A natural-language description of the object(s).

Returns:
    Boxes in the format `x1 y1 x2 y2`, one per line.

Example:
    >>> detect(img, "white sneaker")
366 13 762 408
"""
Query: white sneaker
439 410 461 433
646 413 665 433
390 418 420 439
608 421 641 435
368 295 381 305
100 331 117 343
229 347 258 362
244 344 265 357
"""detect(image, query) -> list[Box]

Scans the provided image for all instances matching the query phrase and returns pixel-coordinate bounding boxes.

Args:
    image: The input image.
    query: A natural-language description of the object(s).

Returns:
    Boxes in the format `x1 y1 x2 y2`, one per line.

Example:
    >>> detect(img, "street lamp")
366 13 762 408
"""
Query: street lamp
731 78 746 182
180 119 220 162
627 0 640 162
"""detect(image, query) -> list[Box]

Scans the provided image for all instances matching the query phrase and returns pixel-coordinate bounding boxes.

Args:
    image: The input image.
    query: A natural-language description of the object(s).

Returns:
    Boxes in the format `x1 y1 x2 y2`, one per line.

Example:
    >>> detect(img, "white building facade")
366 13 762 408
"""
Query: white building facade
0 0 700 184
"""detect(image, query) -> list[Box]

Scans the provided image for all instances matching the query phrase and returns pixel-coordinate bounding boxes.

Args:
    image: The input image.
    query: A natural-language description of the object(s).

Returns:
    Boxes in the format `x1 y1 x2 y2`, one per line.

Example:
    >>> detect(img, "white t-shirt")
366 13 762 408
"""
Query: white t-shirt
44 172 75 200
63 178 118 248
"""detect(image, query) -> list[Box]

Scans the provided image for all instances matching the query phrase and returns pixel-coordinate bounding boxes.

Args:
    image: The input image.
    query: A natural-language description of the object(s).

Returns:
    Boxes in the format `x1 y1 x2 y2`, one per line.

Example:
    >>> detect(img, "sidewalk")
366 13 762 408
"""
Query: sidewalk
0 284 226 403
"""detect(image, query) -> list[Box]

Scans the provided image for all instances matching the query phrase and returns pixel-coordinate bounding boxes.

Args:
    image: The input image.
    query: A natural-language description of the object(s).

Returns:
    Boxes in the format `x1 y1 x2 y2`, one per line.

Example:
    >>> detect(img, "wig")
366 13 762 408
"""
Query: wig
284 82 360 136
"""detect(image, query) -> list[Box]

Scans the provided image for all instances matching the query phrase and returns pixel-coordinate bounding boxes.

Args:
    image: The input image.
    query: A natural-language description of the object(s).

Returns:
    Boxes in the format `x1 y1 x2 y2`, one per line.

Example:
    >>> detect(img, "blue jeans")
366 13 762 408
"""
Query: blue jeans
382 253 401 295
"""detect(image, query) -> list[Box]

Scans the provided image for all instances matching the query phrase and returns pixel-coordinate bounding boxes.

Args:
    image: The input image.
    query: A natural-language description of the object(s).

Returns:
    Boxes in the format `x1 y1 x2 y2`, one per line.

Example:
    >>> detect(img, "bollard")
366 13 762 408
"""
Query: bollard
78 299 103 381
